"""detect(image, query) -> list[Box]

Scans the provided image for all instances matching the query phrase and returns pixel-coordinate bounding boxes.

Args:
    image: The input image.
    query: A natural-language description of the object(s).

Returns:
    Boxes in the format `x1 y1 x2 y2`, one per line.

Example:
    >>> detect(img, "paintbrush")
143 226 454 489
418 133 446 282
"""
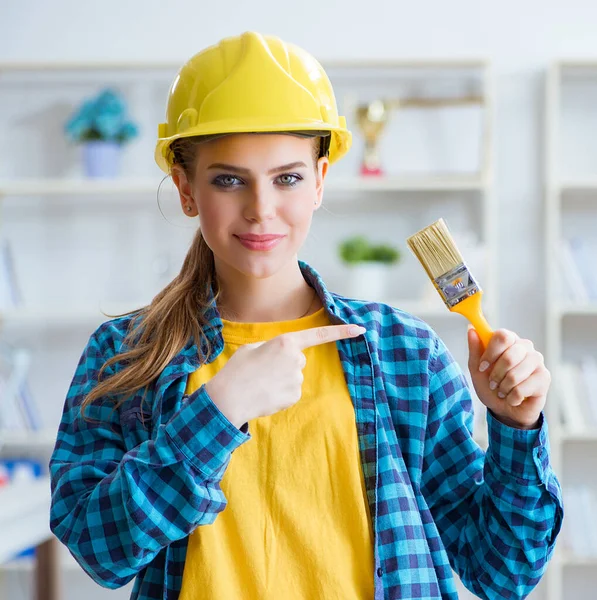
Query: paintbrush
406 218 494 349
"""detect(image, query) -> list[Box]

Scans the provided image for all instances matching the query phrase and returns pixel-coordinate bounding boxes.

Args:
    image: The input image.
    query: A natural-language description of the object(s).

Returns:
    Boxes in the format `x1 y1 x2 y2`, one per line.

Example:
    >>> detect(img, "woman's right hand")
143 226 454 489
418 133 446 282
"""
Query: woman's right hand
204 324 366 429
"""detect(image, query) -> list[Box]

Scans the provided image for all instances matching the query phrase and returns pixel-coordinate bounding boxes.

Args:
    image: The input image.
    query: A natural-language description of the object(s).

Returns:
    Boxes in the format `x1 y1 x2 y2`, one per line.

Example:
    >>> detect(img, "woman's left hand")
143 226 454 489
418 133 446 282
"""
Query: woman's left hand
467 326 551 430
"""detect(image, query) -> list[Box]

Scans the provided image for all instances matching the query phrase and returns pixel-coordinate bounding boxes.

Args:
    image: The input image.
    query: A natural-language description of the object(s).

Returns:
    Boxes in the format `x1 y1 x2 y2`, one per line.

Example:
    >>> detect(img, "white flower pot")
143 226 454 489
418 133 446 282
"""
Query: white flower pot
346 263 392 300
82 141 122 178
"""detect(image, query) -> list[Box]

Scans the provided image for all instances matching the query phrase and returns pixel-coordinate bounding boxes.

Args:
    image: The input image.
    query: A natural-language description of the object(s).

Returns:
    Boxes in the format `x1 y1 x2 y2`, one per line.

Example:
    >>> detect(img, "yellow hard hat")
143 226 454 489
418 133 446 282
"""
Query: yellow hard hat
154 31 352 173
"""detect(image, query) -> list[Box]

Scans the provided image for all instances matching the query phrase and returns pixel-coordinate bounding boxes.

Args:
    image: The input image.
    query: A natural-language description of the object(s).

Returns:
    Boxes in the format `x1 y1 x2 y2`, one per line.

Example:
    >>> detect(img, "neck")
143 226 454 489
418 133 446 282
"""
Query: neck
214 258 320 322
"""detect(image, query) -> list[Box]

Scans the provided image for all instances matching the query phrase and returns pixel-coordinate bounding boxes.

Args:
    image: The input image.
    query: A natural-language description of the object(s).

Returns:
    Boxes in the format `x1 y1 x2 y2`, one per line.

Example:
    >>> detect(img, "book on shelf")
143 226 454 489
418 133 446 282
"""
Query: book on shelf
557 361 597 435
0 344 42 432
561 486 597 558
0 237 22 310
0 458 43 559
557 237 597 304
462 371 488 447
580 355 597 425
569 237 597 301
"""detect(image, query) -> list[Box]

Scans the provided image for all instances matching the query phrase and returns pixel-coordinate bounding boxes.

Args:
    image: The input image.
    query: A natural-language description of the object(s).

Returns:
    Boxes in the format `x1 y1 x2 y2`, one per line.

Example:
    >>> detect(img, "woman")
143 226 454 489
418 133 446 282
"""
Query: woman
50 31 563 600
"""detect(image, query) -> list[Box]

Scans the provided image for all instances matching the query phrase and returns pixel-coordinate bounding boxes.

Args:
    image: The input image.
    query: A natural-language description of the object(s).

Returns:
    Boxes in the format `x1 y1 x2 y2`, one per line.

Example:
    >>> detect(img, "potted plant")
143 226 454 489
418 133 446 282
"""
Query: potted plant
339 235 401 299
64 88 139 178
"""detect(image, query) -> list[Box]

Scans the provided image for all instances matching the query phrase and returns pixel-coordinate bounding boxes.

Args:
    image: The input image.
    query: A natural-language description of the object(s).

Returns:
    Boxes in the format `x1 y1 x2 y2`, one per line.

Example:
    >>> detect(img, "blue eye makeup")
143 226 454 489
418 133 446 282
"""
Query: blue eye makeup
276 174 302 187
212 174 243 188
210 173 304 189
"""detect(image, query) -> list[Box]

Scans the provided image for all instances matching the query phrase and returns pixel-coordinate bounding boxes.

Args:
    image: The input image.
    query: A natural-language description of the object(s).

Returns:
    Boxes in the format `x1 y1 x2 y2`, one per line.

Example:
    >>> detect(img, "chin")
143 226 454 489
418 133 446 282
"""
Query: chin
239 255 291 279
224 249 297 280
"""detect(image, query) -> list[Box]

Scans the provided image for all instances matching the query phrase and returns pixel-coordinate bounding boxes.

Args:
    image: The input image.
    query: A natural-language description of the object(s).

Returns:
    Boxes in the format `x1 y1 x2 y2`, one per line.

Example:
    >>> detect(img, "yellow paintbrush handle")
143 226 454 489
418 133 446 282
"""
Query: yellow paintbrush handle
449 291 494 350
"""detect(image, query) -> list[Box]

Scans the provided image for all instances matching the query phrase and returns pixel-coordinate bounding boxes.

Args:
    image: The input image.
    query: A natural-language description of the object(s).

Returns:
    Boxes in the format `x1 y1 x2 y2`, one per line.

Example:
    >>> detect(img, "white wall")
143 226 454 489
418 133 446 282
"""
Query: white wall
2 1 594 598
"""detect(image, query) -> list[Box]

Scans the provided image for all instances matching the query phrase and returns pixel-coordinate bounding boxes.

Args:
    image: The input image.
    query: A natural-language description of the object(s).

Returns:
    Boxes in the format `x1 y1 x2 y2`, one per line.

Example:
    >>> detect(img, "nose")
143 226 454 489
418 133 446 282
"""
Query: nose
242 182 276 222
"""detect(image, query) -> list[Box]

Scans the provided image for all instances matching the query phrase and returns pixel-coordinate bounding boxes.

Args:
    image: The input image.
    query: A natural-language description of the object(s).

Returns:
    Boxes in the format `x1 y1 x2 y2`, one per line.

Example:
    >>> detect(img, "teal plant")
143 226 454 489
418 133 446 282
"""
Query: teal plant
65 88 139 144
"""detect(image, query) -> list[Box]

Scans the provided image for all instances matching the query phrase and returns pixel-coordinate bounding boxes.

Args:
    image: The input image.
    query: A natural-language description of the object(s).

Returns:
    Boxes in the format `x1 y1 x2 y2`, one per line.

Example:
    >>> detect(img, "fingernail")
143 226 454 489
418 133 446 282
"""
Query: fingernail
479 361 490 372
498 392 506 399
350 326 366 335
489 381 497 390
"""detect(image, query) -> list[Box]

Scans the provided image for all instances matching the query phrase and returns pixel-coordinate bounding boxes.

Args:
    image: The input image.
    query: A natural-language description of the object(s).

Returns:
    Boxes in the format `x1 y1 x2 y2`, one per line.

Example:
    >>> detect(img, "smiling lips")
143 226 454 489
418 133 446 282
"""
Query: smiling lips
235 233 286 251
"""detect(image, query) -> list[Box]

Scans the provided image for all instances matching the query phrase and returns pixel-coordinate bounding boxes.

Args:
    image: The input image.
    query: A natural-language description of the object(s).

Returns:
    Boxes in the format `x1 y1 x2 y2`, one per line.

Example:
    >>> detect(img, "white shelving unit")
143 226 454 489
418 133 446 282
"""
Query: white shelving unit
0 58 498 320
0 477 52 564
0 430 58 452
545 61 597 600
0 298 455 330
0 476 58 600
0 59 495 598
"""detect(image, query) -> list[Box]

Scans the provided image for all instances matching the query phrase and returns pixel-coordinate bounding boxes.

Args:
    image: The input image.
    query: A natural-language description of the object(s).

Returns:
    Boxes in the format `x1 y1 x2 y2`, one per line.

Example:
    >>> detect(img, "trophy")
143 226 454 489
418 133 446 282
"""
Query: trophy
355 94 484 177
356 100 389 176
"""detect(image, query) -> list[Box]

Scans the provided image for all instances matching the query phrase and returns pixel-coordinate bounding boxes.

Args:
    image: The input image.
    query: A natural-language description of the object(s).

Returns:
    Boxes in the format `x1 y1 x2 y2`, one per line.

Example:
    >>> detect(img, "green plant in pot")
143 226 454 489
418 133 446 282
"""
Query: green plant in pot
339 236 400 299
64 88 139 179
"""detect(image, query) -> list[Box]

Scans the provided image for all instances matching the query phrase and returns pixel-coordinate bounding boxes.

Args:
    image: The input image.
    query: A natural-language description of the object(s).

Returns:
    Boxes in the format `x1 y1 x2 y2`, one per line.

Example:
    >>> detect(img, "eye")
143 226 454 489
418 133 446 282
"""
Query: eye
212 174 243 188
276 173 302 187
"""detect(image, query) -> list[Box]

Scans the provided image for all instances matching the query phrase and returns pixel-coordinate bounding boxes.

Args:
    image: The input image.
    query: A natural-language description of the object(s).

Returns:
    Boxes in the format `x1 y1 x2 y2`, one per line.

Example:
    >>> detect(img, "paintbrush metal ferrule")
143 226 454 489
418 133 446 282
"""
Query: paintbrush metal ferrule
434 262 482 308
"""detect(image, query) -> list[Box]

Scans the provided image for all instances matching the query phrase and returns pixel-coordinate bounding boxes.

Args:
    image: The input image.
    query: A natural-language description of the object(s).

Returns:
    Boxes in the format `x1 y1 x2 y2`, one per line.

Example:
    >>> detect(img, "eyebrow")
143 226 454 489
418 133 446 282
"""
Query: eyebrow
206 161 308 175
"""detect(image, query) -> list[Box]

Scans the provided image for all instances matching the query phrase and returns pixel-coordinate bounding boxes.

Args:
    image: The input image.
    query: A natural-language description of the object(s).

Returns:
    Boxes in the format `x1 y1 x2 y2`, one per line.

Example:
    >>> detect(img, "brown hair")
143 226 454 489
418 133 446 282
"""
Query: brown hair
80 133 329 418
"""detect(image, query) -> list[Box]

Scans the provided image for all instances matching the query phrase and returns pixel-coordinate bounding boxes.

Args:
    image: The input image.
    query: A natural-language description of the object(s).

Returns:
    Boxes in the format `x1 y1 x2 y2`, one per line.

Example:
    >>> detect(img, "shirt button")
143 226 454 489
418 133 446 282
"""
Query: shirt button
377 567 383 577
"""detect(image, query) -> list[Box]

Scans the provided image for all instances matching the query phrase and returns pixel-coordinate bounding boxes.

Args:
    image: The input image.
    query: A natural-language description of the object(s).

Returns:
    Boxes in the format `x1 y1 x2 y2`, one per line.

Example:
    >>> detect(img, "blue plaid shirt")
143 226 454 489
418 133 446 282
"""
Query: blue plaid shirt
50 261 563 600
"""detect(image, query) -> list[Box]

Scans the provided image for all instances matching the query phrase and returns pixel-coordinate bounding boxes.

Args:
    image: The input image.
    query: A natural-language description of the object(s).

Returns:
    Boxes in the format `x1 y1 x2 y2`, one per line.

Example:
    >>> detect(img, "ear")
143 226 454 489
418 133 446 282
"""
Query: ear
314 157 329 210
171 164 197 216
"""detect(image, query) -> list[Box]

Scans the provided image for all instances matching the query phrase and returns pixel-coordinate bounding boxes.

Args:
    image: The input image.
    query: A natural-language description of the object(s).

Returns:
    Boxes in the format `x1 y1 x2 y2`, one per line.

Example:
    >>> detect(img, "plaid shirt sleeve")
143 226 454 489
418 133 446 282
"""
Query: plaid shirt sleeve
420 334 563 600
49 329 251 589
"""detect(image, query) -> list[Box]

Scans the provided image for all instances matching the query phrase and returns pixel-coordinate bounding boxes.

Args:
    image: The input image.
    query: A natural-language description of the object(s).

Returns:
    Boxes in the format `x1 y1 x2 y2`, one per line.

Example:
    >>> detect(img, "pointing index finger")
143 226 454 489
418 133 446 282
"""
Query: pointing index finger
289 324 366 350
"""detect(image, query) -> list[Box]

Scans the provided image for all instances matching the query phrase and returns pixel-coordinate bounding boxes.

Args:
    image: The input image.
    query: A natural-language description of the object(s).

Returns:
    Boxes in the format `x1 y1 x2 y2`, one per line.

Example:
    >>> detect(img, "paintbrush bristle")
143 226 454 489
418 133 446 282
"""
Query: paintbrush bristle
406 218 465 280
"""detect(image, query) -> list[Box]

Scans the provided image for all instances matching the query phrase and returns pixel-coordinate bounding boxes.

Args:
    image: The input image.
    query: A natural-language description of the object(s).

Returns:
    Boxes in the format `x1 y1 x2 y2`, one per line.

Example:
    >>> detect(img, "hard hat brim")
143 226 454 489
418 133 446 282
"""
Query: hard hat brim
155 120 352 174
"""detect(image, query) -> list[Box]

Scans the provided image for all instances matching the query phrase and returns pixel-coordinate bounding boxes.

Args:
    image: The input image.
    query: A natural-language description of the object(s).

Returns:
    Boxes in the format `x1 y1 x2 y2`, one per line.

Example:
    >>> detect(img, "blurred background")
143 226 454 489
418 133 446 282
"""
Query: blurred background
0 1 596 598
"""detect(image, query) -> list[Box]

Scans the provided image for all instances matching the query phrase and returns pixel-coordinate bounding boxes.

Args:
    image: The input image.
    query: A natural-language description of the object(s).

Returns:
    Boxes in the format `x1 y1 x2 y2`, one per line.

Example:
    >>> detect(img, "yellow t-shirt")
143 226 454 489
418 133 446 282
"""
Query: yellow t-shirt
179 307 374 599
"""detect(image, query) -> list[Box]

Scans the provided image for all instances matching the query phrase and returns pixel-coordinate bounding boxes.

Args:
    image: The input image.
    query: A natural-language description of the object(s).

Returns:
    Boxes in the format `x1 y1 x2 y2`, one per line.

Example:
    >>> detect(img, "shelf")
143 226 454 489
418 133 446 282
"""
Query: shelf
0 60 181 72
560 181 597 191
0 178 162 197
1 552 79 573
560 553 597 567
0 174 488 198
325 174 487 192
554 304 597 317
556 60 597 69
1 541 79 573
0 300 453 328
0 477 52 564
560 430 597 442
1 298 495 326
0 304 144 327
0 430 57 452
0 58 488 72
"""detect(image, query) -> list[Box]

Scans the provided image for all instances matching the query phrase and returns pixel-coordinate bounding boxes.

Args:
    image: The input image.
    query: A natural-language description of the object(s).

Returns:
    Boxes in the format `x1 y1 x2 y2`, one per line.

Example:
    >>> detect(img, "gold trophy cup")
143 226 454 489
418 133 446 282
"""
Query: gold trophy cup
356 100 389 176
